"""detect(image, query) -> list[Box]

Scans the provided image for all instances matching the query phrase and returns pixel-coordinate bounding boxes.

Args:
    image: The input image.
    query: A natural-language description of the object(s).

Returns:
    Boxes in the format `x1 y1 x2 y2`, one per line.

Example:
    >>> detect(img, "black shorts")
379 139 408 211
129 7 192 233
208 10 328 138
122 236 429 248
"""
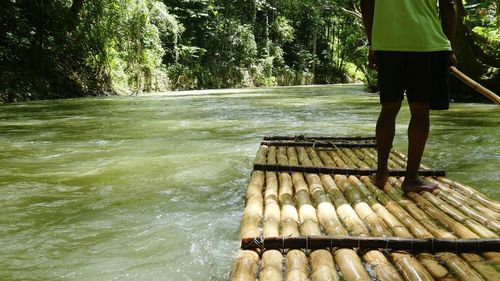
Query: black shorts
376 51 451 110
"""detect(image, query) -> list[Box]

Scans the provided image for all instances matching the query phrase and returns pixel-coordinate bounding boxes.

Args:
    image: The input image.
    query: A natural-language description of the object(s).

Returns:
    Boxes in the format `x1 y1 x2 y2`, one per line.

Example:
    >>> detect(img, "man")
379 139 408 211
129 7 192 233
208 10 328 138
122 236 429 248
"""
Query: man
360 0 457 192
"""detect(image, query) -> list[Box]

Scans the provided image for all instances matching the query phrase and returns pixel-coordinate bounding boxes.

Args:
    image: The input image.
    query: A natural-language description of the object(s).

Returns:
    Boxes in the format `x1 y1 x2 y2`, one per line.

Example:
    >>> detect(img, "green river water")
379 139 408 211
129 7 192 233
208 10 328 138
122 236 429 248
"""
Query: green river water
0 85 498 280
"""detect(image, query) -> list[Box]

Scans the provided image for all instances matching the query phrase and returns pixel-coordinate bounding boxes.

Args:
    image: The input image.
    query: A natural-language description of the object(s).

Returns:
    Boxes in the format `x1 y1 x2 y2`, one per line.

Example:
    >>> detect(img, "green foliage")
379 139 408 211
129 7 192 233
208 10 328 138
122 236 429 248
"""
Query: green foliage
272 16 295 44
464 0 500 65
5 0 495 101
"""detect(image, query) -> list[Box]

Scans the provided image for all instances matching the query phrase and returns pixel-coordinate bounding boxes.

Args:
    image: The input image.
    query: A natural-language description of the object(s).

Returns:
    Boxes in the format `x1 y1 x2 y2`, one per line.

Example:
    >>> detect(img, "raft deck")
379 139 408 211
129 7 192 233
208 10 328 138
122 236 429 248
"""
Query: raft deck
231 136 500 281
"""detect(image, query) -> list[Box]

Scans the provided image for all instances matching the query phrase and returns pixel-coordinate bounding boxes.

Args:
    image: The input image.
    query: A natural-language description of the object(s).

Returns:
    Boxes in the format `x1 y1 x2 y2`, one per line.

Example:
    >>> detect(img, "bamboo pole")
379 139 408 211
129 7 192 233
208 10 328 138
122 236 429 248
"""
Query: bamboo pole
354 149 496 281
255 145 269 164
419 191 498 238
458 253 500 280
261 140 375 148
262 135 376 141
312 149 425 281
353 147 499 280
407 192 481 239
305 148 391 237
240 146 267 239
304 147 348 237
321 173 370 236
427 177 500 224
437 177 500 213
353 148 377 168
408 189 500 264
449 66 500 104
277 146 300 237
382 180 456 239
263 146 280 237
288 147 322 236
329 174 434 281
360 176 435 238
359 176 490 281
333 249 371 281
437 252 490 281
241 236 500 253
310 249 340 281
255 142 498 280
305 149 402 281
387 147 499 221
343 148 368 167
334 174 393 237
418 253 458 280
365 147 401 170
230 250 259 281
379 177 500 280
327 150 348 167
263 198 280 237
259 250 283 281
300 147 384 280
253 163 445 177
334 148 358 168
285 250 308 281
241 170 264 239
349 176 413 238
388 252 435 281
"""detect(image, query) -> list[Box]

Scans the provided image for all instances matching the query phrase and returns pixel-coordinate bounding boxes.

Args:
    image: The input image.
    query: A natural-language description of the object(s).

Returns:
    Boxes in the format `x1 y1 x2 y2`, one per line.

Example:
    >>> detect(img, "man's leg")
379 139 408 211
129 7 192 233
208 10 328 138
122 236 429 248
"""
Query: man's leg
374 100 402 188
402 101 437 192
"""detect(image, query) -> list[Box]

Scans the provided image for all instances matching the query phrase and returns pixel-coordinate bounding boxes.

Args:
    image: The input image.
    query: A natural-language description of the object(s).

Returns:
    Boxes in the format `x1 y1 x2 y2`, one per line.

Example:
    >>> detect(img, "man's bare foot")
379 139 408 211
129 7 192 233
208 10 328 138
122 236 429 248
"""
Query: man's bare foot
401 177 437 193
370 170 389 189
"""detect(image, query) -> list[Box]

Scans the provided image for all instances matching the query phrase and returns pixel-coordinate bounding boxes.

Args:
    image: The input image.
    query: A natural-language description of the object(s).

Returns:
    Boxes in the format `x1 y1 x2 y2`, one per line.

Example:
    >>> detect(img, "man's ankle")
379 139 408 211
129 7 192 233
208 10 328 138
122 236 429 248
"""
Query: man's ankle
404 174 418 182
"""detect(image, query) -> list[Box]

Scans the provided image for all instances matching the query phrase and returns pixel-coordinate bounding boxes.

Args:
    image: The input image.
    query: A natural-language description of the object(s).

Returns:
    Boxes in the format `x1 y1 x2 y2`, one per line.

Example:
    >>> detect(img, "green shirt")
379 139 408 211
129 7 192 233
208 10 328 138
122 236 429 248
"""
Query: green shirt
372 0 452 52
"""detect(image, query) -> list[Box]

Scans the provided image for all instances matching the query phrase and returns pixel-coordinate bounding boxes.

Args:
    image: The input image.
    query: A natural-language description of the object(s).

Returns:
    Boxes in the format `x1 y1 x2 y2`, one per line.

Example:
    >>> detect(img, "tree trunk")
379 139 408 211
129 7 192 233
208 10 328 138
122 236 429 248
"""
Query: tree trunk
312 26 317 75
497 0 500 28
68 0 84 30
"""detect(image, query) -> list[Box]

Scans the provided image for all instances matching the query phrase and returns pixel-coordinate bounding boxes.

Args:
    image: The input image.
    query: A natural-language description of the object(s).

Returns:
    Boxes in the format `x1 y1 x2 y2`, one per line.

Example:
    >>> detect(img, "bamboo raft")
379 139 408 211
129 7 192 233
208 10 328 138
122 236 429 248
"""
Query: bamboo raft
231 136 500 281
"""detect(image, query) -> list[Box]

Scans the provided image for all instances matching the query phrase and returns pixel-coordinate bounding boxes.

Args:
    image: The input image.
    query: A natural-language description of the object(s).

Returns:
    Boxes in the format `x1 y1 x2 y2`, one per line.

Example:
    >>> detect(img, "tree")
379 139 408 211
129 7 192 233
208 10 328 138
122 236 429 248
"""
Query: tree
452 0 499 100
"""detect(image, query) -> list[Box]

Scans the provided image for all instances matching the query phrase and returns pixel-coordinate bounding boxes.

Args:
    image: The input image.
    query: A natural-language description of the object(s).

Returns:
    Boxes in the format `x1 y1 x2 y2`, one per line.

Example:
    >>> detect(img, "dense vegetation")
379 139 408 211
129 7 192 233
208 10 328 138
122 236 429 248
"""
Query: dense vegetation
1 0 498 102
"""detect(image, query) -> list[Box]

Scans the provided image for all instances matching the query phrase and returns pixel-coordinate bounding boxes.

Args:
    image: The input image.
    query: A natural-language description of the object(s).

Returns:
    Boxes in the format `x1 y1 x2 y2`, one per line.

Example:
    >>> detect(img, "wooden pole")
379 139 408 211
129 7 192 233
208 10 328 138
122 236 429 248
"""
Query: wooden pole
449 66 500 104
260 140 376 148
241 236 500 252
253 163 446 177
263 135 376 141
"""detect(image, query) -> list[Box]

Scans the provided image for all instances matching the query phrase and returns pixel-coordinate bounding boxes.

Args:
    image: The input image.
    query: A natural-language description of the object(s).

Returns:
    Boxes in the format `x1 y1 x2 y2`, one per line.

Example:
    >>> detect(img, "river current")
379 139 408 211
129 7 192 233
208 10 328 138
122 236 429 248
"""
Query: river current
0 85 498 280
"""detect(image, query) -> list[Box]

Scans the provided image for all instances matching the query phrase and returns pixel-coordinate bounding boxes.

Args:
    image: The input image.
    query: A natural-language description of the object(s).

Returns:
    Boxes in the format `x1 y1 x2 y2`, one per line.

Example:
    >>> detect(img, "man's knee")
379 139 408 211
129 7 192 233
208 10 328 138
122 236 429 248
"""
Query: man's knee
409 101 430 119
380 100 402 117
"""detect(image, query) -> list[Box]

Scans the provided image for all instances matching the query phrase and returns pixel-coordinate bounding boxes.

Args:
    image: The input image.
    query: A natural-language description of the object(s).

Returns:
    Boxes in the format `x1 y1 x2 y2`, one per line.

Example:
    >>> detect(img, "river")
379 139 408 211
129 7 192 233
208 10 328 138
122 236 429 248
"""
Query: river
0 85 498 280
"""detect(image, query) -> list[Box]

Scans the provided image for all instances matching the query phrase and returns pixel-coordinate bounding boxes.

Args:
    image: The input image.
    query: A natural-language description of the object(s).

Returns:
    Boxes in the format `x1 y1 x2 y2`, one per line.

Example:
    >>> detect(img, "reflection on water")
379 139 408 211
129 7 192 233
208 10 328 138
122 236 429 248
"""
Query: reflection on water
0 85 498 280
